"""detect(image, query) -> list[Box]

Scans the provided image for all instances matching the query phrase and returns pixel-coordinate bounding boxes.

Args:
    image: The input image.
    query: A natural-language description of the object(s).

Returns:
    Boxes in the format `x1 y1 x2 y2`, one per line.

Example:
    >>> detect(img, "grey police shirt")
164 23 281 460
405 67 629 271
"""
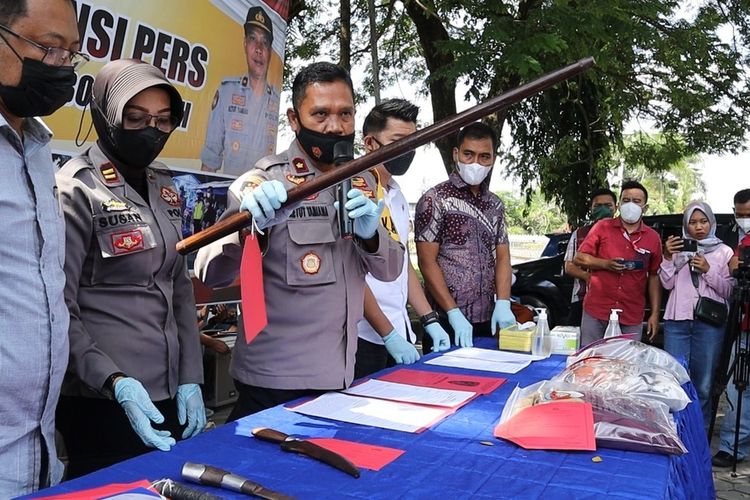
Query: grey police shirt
195 140 404 390
200 74 280 177
56 143 203 401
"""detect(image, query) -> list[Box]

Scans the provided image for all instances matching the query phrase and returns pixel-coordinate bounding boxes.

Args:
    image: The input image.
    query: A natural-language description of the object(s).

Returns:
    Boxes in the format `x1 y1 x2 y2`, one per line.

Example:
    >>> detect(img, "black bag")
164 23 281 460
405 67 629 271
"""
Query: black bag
694 296 727 327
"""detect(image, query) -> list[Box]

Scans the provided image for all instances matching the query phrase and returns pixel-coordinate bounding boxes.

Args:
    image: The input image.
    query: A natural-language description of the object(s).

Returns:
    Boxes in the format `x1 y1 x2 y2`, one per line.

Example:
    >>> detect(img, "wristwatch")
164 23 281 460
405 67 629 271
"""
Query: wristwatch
103 371 127 396
419 311 440 328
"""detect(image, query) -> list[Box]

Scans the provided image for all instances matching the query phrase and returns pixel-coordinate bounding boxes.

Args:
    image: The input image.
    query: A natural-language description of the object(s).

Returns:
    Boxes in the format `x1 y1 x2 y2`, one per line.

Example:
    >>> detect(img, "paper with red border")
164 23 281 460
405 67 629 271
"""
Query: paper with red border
377 368 506 395
495 401 596 451
307 438 405 471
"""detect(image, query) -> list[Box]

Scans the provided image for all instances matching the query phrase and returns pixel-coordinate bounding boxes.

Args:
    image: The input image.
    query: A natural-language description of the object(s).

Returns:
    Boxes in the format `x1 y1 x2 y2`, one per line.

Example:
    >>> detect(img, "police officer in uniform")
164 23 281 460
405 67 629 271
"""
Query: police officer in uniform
201 5 279 176
195 62 404 420
56 59 205 477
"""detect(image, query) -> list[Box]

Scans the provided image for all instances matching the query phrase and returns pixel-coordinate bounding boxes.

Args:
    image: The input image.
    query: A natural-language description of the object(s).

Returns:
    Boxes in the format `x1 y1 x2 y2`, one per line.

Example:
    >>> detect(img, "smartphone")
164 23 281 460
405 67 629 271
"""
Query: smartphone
681 239 698 252
616 259 645 271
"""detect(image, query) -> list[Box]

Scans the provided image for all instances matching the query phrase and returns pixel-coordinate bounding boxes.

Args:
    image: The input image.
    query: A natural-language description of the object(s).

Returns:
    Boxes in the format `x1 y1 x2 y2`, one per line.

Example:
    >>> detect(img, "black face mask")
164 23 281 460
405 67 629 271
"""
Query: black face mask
92 104 170 168
295 121 354 165
109 126 170 167
0 58 75 117
372 138 416 176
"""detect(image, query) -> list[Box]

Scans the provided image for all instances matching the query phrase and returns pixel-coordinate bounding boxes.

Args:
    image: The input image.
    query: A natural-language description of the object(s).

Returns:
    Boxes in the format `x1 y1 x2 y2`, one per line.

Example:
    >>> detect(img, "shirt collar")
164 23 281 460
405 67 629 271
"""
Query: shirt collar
449 171 487 195
0 113 52 147
615 216 644 234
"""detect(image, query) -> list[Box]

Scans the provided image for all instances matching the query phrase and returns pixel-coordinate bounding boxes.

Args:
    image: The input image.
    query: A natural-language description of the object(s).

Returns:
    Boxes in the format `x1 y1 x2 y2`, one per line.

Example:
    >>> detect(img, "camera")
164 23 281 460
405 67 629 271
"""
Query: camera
739 246 750 270
681 239 698 252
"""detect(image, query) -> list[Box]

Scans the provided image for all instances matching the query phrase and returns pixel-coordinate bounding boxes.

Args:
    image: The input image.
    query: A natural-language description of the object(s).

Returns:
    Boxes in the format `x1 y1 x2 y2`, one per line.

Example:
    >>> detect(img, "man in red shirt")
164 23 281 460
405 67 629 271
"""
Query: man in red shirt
574 180 663 346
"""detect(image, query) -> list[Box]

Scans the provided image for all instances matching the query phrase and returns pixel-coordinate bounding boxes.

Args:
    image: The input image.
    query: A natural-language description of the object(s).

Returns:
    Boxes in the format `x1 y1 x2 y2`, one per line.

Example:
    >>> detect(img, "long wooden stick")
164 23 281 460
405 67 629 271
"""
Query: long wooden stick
177 57 595 255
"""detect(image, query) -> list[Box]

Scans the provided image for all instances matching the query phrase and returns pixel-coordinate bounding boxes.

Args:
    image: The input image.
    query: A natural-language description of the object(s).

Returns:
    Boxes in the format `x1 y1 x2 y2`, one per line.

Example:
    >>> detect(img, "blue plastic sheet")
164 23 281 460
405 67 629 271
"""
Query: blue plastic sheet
27 339 713 499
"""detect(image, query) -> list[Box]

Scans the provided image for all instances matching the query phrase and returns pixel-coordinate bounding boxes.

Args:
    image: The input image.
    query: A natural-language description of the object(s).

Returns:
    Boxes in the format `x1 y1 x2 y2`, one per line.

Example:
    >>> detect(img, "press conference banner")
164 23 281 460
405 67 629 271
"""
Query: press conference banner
48 0 288 177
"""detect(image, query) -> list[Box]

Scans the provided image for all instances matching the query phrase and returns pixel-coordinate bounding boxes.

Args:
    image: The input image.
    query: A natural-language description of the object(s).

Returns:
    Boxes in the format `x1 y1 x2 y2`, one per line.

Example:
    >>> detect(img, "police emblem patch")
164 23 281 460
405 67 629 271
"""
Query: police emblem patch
100 163 120 184
160 187 180 206
286 174 306 185
351 176 367 188
292 157 309 174
101 199 129 212
231 94 246 106
301 252 321 275
232 141 241 152
231 119 244 131
311 146 322 159
111 230 144 255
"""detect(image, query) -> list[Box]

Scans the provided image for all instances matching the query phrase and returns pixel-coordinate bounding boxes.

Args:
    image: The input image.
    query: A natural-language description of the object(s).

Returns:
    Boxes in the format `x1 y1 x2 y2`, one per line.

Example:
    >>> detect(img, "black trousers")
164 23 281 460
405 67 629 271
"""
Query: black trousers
422 315 493 354
56 395 185 479
354 337 398 380
567 300 584 327
228 381 326 422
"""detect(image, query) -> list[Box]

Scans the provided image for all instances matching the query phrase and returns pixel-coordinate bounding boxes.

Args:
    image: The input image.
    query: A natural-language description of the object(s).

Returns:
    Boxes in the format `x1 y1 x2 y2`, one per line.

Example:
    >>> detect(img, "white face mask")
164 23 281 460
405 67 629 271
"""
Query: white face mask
456 161 490 186
619 202 643 224
736 217 750 234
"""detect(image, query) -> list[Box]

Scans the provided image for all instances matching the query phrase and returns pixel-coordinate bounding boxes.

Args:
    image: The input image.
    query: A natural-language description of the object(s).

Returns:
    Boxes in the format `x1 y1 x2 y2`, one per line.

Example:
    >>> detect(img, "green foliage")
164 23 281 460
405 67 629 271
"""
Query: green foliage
284 1 750 224
499 189 568 235
616 134 707 215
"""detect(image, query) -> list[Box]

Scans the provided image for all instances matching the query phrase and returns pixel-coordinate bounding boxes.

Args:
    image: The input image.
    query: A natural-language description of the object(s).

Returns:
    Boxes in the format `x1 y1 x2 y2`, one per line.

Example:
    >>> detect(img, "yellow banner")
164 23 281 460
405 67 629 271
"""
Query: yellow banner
49 0 287 176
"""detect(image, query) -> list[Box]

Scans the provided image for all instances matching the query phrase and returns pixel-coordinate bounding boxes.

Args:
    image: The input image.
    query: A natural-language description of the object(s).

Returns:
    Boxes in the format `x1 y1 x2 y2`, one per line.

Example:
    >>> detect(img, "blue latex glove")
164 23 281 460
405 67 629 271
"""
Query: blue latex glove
447 308 473 347
333 188 385 239
491 299 516 334
176 383 207 439
114 377 176 451
424 322 451 352
382 329 420 364
239 180 287 229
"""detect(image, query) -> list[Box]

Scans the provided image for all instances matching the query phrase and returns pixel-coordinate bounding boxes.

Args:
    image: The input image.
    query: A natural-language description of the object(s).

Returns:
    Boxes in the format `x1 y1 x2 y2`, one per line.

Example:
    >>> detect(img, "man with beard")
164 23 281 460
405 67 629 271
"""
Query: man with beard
195 62 404 419
0 0 85 494
201 5 280 176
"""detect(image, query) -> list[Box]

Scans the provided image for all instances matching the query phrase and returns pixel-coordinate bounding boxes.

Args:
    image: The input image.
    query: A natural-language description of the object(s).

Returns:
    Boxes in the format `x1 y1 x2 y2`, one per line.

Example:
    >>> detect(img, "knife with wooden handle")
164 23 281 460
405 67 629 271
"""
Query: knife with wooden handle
252 427 361 478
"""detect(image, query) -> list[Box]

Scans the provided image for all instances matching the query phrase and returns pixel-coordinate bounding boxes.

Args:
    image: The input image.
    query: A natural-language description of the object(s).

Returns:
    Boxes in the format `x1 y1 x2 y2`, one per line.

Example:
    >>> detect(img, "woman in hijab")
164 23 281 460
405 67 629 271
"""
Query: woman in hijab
660 201 733 425
55 59 205 477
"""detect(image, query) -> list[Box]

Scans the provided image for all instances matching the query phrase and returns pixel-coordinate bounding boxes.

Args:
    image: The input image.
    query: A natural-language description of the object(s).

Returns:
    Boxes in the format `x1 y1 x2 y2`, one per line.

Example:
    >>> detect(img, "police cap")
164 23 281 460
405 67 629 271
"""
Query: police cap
244 6 273 44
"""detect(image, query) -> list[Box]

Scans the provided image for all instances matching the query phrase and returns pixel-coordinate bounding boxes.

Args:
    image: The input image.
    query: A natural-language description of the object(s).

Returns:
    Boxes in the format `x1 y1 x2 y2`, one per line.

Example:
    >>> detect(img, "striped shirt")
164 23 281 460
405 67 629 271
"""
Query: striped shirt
0 114 69 495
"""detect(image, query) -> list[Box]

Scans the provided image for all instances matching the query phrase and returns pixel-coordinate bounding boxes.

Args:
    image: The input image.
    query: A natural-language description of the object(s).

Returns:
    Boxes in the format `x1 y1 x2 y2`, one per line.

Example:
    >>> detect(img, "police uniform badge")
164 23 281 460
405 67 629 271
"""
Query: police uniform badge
100 163 120 184
232 94 246 106
311 146 322 159
301 252 321 275
231 119 244 131
111 229 145 255
292 157 310 175
232 141 241 152
286 174 306 185
101 199 129 212
160 186 181 206
241 76 249 87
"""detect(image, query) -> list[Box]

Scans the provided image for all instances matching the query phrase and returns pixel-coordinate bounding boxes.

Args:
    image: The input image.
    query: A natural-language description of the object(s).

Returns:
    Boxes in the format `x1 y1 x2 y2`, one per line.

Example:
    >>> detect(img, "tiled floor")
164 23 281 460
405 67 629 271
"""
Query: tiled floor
713 400 750 499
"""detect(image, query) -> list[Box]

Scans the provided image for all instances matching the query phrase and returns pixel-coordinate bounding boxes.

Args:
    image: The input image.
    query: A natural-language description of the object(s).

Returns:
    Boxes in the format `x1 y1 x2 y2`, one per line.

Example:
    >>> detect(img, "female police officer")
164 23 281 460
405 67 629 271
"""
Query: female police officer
55 59 204 477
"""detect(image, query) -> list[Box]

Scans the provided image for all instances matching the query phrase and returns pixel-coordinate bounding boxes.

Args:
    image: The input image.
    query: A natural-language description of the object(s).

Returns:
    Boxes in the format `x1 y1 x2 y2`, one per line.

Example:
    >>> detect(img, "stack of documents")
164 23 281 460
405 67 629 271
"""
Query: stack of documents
424 347 544 373
288 368 505 433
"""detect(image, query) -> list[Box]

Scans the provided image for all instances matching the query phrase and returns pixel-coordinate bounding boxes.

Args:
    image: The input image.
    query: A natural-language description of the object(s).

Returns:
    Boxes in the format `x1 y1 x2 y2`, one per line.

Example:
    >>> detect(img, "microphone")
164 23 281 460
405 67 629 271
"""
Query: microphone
334 141 355 239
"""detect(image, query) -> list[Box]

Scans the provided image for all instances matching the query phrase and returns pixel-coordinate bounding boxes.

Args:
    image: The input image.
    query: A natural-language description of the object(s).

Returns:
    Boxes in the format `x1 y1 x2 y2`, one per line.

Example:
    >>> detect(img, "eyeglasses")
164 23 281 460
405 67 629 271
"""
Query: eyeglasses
0 24 89 69
123 112 180 132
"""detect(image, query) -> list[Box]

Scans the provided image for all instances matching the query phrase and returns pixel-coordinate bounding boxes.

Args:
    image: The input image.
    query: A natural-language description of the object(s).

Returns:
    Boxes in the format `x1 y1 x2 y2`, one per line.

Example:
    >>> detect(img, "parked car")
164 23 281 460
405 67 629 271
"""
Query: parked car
511 214 737 336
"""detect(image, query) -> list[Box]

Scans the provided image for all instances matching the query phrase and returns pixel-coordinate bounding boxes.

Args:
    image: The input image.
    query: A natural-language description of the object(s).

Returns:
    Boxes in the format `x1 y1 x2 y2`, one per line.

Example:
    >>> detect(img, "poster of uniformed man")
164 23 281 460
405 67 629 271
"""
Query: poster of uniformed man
200 1 283 176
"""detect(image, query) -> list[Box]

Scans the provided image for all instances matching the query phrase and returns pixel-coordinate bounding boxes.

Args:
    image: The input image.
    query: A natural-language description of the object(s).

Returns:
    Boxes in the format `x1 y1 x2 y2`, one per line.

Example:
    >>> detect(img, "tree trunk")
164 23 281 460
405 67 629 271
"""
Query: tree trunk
339 0 351 71
404 0 457 173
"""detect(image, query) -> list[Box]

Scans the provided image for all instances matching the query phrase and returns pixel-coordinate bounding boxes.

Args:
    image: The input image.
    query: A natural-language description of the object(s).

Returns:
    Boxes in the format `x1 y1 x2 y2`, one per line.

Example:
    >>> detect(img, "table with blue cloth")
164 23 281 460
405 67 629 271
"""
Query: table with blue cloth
29 338 714 499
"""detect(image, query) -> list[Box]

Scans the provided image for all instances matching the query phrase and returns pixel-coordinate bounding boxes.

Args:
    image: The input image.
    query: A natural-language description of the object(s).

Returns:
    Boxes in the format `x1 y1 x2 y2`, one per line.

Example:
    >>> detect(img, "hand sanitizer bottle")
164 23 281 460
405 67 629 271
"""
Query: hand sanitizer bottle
531 308 551 357
603 308 623 339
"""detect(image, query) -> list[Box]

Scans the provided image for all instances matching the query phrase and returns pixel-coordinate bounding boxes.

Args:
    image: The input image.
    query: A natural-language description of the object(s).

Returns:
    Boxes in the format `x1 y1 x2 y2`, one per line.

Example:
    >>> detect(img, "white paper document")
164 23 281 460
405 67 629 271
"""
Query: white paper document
424 347 544 373
342 379 476 408
287 392 453 433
